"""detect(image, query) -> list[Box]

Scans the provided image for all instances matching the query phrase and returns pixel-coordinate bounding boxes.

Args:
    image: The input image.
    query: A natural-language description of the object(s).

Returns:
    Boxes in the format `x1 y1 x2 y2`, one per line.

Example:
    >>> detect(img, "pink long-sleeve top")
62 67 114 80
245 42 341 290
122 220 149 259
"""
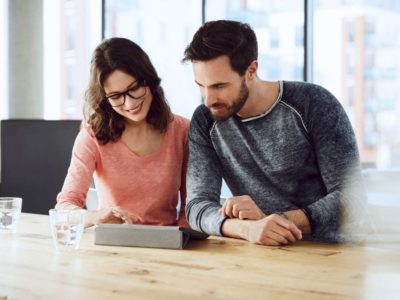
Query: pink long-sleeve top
56 115 189 227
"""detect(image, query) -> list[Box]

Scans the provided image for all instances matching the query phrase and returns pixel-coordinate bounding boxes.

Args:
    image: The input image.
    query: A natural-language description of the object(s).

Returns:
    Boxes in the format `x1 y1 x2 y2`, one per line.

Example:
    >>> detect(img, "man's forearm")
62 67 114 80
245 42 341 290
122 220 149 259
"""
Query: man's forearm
221 218 250 240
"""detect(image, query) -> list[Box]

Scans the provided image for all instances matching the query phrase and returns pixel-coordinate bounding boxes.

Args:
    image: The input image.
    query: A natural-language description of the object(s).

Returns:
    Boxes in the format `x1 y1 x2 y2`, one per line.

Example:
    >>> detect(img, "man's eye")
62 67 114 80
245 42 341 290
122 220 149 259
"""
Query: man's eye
214 84 226 89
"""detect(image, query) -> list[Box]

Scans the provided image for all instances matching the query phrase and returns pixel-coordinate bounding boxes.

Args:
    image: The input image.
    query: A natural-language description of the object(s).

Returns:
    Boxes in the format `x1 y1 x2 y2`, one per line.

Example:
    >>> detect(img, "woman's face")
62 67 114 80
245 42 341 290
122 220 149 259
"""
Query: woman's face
103 69 152 126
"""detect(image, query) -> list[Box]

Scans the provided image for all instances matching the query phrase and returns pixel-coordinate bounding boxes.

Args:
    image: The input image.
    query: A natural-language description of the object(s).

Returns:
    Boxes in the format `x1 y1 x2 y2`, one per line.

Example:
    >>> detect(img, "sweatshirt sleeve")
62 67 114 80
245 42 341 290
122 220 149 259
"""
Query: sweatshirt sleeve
185 105 227 235
56 128 98 209
300 84 369 241
177 118 190 228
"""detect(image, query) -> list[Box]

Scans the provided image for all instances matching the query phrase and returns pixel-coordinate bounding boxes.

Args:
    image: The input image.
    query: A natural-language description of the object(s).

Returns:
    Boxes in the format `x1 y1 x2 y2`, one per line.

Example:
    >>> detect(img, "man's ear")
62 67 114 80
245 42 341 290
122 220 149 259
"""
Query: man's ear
246 60 258 79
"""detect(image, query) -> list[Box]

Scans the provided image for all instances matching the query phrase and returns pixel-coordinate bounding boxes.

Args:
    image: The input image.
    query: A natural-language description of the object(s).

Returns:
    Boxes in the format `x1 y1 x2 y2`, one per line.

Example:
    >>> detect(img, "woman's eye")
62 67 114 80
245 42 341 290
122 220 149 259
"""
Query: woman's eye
129 86 140 93
109 94 121 100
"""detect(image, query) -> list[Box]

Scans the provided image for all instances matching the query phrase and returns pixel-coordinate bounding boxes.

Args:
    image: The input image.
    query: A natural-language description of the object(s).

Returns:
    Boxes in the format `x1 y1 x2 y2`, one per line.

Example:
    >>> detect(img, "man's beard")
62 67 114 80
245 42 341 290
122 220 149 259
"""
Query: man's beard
209 79 249 122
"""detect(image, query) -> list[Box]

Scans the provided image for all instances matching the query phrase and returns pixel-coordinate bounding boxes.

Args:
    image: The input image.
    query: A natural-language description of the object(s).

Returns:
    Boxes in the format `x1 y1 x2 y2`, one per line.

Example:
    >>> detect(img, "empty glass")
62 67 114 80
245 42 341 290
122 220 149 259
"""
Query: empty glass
49 209 86 251
0 197 23 232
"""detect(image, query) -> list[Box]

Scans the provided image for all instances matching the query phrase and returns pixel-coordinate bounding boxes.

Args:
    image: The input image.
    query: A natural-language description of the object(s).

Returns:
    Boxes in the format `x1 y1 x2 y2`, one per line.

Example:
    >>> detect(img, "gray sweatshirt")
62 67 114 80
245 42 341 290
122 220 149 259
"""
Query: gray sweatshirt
186 81 367 242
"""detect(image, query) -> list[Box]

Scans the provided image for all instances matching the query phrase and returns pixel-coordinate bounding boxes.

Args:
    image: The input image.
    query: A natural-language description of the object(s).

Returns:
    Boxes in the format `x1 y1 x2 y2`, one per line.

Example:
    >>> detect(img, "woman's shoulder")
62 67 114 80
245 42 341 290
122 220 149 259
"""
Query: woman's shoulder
165 114 190 144
77 124 94 138
170 114 190 131
75 124 99 147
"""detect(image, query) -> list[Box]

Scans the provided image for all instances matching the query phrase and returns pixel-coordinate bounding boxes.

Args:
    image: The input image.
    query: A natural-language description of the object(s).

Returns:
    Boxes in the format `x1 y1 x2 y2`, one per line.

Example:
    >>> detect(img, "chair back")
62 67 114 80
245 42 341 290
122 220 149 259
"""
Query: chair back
0 119 81 214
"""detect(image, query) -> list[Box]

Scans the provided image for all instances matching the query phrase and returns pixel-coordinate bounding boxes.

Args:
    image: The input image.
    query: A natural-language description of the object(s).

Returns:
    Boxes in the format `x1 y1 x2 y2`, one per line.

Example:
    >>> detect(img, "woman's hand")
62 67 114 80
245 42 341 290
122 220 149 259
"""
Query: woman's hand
84 206 133 228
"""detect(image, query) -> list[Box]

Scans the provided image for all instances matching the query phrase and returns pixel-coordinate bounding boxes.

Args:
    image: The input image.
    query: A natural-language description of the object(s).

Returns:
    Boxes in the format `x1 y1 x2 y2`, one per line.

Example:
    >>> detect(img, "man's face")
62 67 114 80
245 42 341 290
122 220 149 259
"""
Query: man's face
192 55 249 122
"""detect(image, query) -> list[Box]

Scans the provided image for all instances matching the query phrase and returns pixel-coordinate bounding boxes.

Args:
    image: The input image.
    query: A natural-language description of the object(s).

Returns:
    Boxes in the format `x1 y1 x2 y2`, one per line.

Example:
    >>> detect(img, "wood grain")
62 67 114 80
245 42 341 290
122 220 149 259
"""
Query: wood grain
0 213 399 299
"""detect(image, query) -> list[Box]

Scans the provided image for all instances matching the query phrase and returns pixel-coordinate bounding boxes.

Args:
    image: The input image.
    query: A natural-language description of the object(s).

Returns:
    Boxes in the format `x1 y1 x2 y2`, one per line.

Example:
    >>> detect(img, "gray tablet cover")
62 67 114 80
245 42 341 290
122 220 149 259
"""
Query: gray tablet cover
94 224 208 249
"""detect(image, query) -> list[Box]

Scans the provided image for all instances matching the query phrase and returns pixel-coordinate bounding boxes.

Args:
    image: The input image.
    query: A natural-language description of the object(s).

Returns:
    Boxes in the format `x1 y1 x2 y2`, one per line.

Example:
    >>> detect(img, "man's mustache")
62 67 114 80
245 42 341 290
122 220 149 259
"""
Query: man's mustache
210 103 227 109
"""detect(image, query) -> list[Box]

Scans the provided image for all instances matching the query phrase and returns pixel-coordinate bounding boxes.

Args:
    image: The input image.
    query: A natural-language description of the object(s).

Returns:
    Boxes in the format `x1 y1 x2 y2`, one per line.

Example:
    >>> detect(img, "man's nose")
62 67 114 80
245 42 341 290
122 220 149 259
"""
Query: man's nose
203 88 216 107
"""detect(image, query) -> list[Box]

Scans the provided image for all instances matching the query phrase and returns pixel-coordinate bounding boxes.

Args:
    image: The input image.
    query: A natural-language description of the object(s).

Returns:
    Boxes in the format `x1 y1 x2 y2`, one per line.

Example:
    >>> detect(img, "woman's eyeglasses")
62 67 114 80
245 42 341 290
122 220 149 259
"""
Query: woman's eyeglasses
105 80 147 107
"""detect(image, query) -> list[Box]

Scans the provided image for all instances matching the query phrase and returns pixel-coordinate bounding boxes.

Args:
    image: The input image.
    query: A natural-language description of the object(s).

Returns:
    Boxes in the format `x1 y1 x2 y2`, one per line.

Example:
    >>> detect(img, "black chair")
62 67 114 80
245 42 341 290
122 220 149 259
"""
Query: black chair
0 119 81 214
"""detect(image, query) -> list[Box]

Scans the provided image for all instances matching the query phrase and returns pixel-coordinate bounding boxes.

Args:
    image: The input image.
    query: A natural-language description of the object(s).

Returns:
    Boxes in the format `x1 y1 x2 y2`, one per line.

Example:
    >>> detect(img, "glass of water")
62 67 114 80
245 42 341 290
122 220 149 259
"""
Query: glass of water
49 209 86 251
0 197 23 232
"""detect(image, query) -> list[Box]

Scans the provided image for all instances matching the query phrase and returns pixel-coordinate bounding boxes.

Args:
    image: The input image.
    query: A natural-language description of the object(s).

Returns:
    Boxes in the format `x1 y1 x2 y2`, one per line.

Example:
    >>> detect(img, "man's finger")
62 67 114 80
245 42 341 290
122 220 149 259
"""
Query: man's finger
232 203 241 218
238 210 252 220
224 199 235 218
263 231 290 245
274 216 302 240
272 224 296 243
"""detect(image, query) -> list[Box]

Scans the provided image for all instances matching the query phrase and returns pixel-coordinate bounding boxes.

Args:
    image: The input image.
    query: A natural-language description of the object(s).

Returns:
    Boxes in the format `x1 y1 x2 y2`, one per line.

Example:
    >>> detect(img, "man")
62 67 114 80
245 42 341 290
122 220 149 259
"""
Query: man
183 20 367 245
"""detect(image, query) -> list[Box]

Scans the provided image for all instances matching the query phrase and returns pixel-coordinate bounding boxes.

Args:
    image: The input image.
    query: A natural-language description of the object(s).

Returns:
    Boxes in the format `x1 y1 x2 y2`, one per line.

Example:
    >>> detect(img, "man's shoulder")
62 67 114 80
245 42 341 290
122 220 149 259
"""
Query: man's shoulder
191 105 215 128
282 80 326 91
192 104 211 117
280 81 350 134
281 81 336 106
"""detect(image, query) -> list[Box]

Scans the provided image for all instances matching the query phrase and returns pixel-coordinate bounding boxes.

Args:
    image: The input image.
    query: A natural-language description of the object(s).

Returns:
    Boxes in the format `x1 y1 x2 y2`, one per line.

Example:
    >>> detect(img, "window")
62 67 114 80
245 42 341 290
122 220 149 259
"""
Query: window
314 0 400 221
314 0 400 170
43 0 102 119
295 25 303 47
206 0 304 81
104 0 202 119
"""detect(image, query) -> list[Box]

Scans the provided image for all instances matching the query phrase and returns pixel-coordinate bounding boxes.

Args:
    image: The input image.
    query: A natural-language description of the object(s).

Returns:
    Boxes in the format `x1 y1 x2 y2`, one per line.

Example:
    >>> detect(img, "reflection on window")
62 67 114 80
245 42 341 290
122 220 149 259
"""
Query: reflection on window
43 0 102 120
206 0 304 81
295 25 303 47
270 29 280 48
314 0 400 169
104 0 202 118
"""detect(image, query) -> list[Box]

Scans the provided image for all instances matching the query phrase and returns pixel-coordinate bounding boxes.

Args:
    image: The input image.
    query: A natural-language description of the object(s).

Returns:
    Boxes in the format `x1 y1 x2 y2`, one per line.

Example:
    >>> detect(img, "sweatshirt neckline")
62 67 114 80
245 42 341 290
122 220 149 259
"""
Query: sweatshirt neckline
238 81 283 123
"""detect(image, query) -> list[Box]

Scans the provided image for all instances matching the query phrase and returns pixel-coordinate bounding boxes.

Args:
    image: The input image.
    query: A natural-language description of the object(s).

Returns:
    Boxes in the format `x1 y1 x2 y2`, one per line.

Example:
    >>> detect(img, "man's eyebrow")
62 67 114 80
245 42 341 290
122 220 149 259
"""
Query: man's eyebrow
194 80 229 88
194 80 203 87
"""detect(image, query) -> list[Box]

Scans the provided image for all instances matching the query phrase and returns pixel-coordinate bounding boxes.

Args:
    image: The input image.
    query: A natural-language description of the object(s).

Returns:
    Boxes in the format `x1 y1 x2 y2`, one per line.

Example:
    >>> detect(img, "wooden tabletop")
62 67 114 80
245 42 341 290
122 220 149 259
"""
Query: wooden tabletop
1 213 399 300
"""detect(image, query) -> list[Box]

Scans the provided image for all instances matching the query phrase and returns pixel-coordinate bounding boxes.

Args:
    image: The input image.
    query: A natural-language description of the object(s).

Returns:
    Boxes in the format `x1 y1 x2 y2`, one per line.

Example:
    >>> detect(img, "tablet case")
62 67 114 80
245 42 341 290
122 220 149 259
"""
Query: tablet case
94 224 209 249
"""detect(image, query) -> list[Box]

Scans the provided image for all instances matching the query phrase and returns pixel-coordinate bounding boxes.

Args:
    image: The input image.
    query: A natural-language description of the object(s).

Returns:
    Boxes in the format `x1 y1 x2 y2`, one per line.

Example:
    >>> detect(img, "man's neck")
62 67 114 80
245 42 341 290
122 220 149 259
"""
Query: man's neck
237 80 280 119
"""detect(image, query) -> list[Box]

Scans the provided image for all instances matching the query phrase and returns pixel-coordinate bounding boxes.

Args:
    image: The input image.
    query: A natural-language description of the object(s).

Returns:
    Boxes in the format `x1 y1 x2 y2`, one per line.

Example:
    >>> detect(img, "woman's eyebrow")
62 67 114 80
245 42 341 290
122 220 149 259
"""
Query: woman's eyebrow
107 80 138 96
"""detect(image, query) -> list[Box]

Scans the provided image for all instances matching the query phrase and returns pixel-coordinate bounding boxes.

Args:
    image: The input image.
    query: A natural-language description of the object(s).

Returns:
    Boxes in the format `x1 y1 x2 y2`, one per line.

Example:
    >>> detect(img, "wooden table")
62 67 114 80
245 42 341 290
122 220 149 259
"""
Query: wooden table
1 213 399 300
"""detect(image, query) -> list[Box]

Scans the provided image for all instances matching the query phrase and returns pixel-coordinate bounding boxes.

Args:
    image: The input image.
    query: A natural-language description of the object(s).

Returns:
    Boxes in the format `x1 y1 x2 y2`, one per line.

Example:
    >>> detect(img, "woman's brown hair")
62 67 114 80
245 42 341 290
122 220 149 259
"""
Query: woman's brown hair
84 37 172 144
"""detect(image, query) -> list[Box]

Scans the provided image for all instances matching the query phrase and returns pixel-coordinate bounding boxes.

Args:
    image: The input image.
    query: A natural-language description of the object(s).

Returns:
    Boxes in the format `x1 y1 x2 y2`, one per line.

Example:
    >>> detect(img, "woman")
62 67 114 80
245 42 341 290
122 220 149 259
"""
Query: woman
56 37 189 228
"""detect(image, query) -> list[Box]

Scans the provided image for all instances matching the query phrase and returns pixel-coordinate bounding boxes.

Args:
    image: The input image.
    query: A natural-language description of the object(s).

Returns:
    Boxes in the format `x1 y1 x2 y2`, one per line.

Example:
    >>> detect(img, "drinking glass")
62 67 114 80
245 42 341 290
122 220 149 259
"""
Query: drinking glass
0 197 23 232
49 209 86 251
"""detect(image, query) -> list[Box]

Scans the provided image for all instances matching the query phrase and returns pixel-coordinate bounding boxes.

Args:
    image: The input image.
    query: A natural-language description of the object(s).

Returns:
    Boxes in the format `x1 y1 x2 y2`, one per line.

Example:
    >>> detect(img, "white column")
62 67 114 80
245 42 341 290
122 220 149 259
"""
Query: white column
8 0 43 118
0 0 8 119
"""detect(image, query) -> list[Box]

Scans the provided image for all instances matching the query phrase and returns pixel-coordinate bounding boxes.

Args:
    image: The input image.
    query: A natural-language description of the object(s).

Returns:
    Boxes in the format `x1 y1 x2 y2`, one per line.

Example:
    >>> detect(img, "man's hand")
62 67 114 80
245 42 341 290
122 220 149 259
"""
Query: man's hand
245 214 302 245
218 195 266 220
221 214 303 246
